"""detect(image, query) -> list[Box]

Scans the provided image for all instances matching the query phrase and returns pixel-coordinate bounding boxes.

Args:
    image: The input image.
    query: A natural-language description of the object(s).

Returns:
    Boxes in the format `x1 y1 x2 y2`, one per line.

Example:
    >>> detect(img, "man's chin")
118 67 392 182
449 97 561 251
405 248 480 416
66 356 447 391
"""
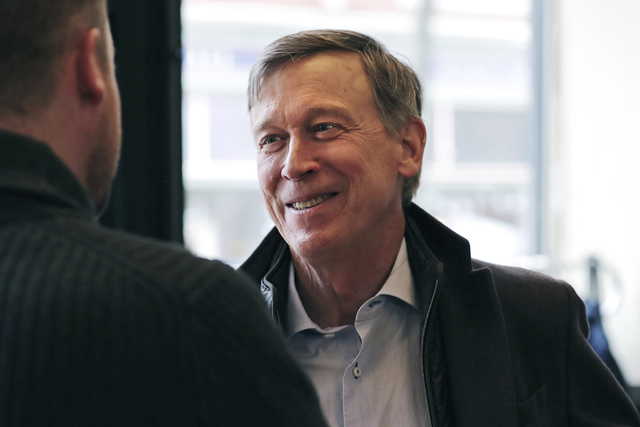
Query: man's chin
287 229 343 260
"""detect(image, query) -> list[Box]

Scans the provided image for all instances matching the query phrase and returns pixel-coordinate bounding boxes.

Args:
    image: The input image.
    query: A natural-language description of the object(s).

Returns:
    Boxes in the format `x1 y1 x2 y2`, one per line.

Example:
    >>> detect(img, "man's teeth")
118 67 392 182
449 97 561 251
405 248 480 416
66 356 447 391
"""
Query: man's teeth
291 194 333 210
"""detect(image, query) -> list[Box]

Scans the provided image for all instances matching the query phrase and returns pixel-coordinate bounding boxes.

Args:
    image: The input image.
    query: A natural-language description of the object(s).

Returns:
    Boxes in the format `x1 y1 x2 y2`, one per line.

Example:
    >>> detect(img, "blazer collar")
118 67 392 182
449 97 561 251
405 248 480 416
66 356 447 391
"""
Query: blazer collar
404 203 472 276
404 205 518 426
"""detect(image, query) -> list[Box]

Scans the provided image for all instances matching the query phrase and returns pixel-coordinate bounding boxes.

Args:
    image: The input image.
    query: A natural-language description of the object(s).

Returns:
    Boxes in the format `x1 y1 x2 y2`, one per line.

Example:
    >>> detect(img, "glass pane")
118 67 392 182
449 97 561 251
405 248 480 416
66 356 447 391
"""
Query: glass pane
182 0 536 266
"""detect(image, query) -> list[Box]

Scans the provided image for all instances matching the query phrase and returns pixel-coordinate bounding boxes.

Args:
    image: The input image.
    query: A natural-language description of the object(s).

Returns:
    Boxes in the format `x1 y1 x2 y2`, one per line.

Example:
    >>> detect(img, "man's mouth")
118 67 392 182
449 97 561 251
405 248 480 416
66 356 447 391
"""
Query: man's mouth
288 193 337 211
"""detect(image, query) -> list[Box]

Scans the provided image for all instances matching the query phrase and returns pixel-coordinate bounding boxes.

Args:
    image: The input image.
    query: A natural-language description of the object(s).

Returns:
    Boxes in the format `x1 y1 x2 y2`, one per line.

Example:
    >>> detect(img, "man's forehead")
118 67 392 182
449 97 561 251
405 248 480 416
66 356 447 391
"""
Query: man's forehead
267 50 366 85
252 51 374 117
249 50 386 134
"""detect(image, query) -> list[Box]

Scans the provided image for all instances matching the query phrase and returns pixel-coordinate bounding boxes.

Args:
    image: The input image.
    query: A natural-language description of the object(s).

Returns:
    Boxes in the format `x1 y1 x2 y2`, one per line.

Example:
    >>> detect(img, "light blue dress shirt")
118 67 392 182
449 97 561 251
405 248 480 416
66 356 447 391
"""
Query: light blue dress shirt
286 239 430 427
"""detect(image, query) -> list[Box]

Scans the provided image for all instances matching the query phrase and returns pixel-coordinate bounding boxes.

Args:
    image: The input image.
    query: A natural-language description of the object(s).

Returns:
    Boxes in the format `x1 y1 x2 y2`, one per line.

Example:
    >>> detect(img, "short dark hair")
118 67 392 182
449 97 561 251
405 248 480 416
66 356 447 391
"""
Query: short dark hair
248 29 424 204
0 0 106 116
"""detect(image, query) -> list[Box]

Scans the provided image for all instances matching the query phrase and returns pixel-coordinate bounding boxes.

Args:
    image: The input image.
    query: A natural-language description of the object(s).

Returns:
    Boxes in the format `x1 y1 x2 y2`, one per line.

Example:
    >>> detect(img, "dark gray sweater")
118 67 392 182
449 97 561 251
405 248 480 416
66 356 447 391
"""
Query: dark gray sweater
0 129 327 427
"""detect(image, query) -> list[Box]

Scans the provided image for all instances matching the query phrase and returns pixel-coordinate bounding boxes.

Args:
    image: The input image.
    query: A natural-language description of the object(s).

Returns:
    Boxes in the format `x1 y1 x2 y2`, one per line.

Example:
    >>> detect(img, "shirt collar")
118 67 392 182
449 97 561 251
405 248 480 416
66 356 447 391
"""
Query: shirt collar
286 238 417 337
286 262 319 336
375 238 416 308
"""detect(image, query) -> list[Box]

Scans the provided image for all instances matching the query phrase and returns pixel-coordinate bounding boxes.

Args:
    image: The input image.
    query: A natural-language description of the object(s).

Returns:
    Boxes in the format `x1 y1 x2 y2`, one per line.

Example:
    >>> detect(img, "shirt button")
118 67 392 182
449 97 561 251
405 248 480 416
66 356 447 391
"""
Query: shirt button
352 365 362 379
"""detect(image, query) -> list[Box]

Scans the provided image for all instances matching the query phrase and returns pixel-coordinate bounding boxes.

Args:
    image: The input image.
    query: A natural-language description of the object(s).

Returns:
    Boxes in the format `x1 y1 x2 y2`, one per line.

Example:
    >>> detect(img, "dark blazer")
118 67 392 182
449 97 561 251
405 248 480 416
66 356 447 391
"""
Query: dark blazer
241 203 640 427
0 129 327 427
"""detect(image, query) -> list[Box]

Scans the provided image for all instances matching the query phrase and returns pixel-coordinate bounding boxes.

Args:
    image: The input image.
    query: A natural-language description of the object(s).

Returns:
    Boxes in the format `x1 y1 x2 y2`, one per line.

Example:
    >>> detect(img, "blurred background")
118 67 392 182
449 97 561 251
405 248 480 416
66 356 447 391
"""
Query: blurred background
105 0 640 399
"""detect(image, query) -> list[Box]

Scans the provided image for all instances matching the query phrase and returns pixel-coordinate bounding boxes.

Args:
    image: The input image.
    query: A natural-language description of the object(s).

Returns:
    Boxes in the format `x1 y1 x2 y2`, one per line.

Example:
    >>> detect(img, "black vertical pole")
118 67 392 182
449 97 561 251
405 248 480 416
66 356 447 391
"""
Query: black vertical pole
101 0 184 243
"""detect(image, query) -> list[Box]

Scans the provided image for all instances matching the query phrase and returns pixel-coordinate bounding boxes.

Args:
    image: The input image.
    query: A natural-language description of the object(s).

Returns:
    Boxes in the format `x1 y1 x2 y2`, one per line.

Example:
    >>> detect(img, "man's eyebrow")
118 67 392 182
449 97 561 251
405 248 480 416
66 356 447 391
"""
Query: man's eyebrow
252 105 357 134
252 119 275 135
305 106 356 126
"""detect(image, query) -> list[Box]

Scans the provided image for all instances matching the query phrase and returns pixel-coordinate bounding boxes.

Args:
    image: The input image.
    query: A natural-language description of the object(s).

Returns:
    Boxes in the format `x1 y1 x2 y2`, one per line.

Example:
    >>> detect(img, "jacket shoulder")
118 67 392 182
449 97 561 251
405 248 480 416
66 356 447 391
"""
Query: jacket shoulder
472 259 574 302
471 259 581 340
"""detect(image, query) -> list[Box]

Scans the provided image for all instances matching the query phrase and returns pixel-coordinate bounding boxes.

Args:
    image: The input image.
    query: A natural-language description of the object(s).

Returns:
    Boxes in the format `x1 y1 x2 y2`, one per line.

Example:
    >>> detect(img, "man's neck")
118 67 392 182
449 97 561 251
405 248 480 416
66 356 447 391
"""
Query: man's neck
291 220 405 328
0 114 34 138
0 111 90 196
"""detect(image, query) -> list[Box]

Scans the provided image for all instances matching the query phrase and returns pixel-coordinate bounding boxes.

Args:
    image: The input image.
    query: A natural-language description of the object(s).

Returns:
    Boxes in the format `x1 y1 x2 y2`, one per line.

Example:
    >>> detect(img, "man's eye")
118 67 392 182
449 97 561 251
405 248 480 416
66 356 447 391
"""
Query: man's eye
312 123 338 133
259 135 284 146
258 134 287 153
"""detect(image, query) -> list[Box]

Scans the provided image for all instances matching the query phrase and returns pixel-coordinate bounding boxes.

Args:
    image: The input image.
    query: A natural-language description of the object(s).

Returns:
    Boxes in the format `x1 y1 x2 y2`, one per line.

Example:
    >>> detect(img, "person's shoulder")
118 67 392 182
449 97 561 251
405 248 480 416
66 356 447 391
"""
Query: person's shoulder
473 259 571 294
1 216 278 425
5 215 264 332
471 259 582 336
472 259 576 316
36 216 252 299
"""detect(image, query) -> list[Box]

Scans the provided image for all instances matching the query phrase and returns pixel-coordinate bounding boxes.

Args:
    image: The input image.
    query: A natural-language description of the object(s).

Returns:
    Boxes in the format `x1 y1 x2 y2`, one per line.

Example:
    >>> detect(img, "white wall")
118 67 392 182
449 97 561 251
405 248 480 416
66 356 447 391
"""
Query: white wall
554 0 640 384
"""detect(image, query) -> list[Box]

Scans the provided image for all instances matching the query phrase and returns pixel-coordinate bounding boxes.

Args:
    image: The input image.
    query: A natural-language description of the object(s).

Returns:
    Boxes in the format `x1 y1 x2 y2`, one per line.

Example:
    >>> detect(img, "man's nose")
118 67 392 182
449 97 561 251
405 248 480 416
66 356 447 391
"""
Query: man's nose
281 137 319 181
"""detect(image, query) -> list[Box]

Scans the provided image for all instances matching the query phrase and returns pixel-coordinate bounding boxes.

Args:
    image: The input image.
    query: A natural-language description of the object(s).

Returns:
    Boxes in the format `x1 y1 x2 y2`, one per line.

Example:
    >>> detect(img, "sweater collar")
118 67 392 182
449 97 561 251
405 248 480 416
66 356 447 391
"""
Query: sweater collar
0 128 97 221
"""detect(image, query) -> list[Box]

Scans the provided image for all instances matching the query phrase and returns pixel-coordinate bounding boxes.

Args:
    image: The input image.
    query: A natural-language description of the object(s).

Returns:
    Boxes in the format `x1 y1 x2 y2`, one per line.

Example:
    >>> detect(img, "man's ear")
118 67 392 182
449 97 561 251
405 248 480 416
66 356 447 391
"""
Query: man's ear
75 27 106 105
397 116 427 179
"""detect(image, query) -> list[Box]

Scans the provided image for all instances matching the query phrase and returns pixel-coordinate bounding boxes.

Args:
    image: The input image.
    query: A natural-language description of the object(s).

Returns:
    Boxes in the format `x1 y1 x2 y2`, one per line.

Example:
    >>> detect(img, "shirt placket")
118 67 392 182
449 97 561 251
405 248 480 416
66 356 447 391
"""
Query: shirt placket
341 298 382 427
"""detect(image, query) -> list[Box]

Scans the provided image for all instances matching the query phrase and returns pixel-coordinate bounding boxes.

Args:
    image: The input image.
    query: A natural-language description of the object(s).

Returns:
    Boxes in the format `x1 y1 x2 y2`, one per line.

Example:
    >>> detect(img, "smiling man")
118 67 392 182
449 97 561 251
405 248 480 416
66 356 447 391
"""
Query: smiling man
241 30 640 427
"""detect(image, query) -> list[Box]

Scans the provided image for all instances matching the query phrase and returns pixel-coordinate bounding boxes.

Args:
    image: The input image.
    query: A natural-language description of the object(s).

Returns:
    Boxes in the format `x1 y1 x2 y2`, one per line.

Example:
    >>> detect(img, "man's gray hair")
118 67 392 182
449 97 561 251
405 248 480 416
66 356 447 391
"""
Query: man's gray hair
247 29 424 205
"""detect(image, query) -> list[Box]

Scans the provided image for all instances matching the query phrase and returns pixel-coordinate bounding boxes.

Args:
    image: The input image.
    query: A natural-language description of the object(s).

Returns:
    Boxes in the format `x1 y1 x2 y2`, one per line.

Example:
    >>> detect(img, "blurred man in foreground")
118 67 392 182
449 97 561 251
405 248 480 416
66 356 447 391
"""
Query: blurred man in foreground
0 1 327 426
241 29 640 427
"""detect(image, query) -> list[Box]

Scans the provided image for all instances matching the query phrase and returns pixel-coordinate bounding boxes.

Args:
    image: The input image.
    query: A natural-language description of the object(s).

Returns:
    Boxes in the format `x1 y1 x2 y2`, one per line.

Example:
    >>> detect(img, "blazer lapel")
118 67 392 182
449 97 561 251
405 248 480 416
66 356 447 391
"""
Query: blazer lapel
438 266 518 427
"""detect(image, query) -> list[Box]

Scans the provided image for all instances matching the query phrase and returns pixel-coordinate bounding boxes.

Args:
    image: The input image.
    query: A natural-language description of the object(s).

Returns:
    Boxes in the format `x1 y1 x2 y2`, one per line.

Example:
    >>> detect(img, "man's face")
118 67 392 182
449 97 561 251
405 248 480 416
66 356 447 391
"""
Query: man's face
251 51 415 259
87 20 122 210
